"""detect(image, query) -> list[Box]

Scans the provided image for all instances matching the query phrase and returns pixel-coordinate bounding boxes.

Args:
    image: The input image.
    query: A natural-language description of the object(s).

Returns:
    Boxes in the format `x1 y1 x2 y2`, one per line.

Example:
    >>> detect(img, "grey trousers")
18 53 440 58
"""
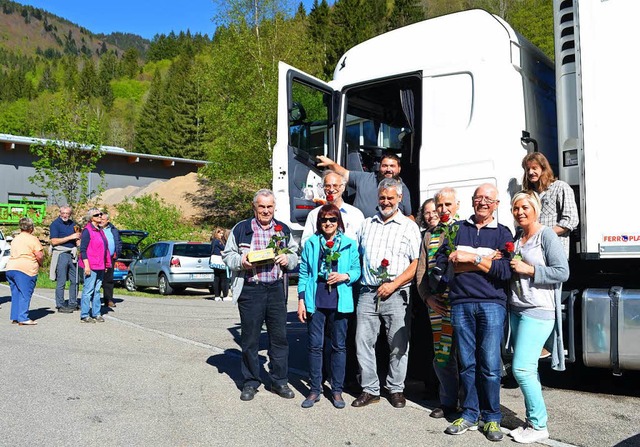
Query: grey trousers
356 287 411 395
54 252 78 308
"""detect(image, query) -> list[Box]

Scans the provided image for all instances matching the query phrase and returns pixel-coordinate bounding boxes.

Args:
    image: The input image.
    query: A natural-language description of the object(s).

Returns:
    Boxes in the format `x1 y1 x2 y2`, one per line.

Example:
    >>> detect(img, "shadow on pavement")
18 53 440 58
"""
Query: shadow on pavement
29 306 55 321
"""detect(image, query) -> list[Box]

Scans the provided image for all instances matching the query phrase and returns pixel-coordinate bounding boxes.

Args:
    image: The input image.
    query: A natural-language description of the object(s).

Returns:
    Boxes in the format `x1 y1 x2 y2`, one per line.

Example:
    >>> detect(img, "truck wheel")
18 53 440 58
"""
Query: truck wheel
158 273 174 295
125 273 137 292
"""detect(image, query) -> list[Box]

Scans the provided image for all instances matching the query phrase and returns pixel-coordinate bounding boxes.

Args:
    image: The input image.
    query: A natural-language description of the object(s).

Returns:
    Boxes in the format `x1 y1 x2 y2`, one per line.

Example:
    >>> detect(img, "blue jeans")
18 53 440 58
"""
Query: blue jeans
308 308 349 394
55 252 78 308
356 287 411 395
81 270 104 319
451 302 506 423
237 281 289 389
510 312 554 429
7 270 37 323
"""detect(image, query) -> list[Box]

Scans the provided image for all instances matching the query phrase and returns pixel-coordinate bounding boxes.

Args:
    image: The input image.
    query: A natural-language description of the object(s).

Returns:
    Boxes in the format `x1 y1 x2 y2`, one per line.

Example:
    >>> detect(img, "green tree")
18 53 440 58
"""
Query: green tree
308 0 332 78
134 68 166 154
389 0 426 29
38 63 59 92
114 195 197 250
77 57 98 100
121 48 140 79
28 96 106 208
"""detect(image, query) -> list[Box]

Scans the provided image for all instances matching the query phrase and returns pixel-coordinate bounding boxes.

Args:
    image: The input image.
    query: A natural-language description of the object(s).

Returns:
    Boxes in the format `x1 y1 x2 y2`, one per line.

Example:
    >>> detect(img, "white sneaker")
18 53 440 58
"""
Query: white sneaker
509 425 526 438
512 425 549 444
222 296 232 302
214 297 222 302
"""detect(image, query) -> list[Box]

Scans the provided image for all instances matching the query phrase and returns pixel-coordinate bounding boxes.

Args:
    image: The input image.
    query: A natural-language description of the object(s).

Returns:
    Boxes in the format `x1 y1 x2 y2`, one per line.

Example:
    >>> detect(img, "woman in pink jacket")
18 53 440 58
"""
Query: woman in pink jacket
79 208 111 323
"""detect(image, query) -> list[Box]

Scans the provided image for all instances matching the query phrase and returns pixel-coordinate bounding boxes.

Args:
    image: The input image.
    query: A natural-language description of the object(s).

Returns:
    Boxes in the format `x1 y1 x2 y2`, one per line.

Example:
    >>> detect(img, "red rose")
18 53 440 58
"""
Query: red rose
274 224 283 232
440 213 450 223
505 241 515 253
326 240 335 249
326 194 334 202
381 258 390 268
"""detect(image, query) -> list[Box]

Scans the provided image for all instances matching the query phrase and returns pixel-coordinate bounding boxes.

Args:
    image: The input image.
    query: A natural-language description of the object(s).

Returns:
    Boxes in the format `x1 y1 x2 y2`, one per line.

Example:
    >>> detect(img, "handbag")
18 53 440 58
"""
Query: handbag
209 254 225 269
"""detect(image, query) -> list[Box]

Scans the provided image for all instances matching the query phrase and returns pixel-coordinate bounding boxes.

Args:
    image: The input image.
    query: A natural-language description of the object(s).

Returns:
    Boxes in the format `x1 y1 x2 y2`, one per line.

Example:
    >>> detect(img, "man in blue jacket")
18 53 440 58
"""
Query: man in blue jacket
436 183 513 442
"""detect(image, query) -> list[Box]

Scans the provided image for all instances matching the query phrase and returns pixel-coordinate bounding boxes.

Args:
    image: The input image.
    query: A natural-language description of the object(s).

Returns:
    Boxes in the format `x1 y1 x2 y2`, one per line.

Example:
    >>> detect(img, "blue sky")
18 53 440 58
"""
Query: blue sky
20 0 322 40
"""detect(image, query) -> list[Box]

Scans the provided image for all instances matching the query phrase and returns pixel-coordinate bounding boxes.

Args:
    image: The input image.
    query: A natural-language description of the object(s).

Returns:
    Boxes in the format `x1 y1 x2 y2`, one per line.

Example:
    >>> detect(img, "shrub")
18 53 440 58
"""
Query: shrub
113 194 198 250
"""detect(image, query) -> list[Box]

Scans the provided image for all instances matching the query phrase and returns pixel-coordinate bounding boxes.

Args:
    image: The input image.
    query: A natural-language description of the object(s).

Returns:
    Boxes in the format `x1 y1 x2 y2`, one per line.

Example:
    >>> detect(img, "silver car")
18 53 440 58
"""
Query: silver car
125 241 215 295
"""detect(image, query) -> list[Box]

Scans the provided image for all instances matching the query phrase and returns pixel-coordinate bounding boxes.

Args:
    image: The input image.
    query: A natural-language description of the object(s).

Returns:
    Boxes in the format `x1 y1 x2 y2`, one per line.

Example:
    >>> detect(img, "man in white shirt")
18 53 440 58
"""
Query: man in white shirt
351 178 421 409
301 171 365 248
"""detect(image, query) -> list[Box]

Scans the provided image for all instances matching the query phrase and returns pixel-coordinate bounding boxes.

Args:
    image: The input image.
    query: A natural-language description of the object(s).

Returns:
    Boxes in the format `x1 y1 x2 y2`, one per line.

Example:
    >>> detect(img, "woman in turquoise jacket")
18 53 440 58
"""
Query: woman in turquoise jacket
297 204 361 409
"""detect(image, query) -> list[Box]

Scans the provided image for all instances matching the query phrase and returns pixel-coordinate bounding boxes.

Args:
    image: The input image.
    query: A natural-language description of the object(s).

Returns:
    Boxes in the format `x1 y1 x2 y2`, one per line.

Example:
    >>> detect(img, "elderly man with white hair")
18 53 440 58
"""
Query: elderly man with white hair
351 178 421 409
436 183 513 442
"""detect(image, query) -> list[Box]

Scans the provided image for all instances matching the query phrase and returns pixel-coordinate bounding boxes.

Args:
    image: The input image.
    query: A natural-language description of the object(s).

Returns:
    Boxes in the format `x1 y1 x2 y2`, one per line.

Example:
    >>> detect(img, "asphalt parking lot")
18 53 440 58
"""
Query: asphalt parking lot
1 284 639 447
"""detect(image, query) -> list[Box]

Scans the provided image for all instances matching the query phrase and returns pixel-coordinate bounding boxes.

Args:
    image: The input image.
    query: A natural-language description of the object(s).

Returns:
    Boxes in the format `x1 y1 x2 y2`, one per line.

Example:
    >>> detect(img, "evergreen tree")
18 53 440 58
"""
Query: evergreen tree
38 63 58 92
77 57 98 100
308 0 332 78
62 55 78 91
134 68 166 154
389 0 426 29
121 47 140 79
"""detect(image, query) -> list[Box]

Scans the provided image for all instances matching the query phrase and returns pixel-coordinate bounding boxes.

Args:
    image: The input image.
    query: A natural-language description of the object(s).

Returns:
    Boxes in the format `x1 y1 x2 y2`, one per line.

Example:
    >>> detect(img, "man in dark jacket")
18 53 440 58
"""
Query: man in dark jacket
222 189 299 402
101 213 122 308
436 183 513 442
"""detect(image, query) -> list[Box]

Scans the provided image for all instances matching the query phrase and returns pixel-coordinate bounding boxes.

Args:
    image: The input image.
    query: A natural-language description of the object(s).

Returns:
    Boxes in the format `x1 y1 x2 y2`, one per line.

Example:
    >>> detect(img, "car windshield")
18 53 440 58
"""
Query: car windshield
172 243 212 258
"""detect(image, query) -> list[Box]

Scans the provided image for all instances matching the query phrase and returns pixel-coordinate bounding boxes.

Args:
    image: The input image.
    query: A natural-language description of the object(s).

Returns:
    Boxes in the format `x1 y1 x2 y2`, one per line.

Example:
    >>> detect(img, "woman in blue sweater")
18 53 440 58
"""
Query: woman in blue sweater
297 204 361 409
508 191 569 444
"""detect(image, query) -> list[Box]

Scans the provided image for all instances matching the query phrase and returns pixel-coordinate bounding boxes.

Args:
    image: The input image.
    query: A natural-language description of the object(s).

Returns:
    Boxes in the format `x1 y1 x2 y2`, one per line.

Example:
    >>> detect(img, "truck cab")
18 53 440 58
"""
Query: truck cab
273 9 556 240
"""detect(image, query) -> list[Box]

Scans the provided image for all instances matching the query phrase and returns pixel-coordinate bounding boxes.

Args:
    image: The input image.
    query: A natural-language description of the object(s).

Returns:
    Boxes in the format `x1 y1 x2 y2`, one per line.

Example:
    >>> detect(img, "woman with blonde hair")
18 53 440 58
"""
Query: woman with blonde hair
7 217 43 325
508 190 569 443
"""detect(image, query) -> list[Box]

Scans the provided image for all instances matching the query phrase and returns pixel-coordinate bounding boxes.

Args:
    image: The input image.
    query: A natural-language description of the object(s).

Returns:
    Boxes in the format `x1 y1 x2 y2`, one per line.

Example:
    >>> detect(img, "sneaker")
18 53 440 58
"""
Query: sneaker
214 297 222 302
445 418 479 435
222 296 232 302
483 421 504 442
94 316 105 323
81 317 96 323
512 425 549 444
58 307 74 313
509 425 526 438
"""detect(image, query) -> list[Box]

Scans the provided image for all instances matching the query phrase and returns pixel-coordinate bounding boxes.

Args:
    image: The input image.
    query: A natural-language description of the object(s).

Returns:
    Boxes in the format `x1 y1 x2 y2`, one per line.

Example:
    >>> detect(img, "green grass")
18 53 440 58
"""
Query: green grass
32 271 209 299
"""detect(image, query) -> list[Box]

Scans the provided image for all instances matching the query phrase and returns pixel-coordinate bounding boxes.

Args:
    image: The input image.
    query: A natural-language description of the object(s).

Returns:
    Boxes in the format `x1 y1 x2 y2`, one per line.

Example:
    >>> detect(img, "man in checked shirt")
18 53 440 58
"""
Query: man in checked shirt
351 178 422 409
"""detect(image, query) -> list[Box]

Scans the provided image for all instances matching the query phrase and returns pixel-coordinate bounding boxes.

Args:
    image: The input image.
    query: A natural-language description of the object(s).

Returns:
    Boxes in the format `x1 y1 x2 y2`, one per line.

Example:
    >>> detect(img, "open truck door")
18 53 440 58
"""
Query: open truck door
273 62 339 235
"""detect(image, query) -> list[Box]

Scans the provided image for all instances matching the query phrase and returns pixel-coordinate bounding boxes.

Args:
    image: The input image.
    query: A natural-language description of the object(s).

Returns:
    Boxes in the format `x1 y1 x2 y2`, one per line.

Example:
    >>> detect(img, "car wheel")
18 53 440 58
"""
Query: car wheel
158 273 174 295
125 273 137 292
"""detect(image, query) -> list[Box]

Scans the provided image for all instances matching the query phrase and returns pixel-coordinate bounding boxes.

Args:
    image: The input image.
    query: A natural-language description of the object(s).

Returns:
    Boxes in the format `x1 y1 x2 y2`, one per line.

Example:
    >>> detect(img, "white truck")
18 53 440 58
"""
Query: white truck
272 1 640 373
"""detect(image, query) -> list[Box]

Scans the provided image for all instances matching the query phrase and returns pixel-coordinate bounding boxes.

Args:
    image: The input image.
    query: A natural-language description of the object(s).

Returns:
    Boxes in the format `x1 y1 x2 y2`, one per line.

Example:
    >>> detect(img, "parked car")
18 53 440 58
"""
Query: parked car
0 228 12 274
125 241 214 295
113 230 148 285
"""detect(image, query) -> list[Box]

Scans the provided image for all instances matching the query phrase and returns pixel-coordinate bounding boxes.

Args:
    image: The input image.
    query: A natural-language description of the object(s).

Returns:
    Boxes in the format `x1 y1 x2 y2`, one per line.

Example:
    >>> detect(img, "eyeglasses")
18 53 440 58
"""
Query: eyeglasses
93 213 103 217
322 183 344 190
472 196 499 205
319 217 338 223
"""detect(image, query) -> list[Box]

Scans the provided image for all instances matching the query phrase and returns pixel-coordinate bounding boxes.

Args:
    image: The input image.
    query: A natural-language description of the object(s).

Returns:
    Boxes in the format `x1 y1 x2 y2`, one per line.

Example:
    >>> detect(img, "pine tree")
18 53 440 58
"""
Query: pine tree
134 68 166 154
77 57 98 100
